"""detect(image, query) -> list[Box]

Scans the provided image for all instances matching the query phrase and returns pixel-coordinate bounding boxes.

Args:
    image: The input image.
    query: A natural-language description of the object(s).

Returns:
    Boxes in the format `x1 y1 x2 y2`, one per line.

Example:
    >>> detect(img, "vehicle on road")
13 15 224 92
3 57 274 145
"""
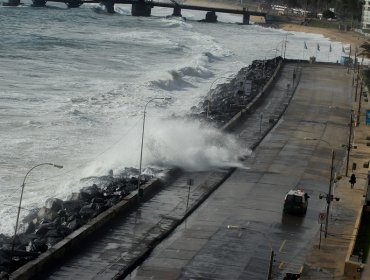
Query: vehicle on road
283 189 309 215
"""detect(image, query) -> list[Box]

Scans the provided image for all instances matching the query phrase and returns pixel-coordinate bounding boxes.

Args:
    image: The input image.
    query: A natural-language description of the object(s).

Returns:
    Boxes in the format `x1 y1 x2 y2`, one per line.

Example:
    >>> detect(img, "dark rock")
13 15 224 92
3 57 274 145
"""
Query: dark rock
37 207 58 222
26 239 47 253
22 209 39 225
45 198 63 212
80 184 101 201
91 197 105 204
79 204 98 220
63 200 82 212
45 229 60 238
67 192 81 201
0 234 11 246
0 270 9 280
0 249 10 267
35 222 55 237
67 219 81 231
46 236 63 248
57 209 67 218
25 221 36 234
56 224 72 237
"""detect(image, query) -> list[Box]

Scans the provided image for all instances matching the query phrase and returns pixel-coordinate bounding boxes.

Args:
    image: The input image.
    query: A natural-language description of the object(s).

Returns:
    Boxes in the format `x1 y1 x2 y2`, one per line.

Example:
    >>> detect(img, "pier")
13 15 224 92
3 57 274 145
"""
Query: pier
2 0 267 24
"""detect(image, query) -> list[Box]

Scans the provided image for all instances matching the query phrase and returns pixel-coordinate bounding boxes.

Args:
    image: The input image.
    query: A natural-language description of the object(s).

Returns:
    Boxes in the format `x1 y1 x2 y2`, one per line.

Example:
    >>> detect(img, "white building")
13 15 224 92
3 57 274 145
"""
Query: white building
363 1 370 29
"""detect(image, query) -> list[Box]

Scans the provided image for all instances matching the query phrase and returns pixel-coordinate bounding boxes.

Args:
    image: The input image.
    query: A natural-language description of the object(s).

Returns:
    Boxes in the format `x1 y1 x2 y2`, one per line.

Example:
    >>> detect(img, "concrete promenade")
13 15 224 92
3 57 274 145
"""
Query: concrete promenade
302 69 370 279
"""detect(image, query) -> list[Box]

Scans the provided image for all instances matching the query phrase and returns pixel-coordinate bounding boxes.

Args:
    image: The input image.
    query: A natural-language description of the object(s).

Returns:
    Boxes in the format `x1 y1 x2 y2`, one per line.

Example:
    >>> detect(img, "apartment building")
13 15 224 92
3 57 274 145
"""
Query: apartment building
363 1 370 29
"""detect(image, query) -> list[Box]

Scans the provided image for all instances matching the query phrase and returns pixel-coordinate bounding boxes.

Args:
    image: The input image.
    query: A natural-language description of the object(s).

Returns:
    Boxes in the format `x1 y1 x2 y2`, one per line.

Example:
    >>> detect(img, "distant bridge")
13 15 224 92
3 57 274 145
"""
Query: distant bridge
3 0 267 24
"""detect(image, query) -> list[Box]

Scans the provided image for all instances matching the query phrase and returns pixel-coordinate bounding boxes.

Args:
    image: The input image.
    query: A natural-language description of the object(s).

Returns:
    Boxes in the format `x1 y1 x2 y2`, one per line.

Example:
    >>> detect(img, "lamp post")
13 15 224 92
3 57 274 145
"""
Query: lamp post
304 137 336 238
345 111 354 177
138 97 171 198
206 75 233 120
205 99 211 119
209 75 232 93
10 162 63 268
283 35 288 60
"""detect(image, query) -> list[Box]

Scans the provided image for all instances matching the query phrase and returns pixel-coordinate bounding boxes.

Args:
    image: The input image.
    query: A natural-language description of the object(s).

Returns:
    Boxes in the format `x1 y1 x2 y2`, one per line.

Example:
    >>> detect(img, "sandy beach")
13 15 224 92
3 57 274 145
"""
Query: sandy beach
183 0 369 52
278 23 368 51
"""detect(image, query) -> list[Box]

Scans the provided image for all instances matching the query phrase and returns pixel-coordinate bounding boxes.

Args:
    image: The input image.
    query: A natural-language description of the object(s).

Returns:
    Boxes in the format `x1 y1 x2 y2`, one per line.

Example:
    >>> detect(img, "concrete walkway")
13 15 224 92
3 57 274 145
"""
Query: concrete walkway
301 69 370 280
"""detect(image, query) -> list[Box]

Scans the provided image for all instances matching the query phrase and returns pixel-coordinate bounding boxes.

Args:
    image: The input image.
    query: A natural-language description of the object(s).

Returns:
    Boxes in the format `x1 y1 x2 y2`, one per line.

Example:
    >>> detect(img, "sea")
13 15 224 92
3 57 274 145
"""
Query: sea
0 1 350 235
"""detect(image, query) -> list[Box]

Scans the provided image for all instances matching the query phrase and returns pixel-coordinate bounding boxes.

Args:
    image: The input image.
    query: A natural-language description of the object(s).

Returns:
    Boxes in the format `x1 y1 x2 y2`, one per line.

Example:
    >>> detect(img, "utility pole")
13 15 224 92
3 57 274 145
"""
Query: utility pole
345 111 354 177
357 80 363 126
267 250 275 280
355 73 359 102
283 34 288 60
325 150 335 238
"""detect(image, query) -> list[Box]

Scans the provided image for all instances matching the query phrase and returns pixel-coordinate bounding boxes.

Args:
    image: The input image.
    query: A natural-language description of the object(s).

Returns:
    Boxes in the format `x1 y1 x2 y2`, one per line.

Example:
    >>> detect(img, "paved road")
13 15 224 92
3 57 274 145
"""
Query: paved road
126 64 353 280
39 63 296 280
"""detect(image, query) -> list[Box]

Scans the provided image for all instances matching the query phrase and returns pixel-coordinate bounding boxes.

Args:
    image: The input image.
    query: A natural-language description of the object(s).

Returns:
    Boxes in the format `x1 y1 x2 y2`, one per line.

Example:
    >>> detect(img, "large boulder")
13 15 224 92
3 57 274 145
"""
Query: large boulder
26 239 47 253
37 207 58 222
62 200 82 212
45 198 63 212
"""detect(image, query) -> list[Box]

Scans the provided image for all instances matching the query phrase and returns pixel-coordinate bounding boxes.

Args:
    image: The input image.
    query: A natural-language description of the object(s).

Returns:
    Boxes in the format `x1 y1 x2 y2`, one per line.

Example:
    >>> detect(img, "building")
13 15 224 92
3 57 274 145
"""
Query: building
362 1 370 29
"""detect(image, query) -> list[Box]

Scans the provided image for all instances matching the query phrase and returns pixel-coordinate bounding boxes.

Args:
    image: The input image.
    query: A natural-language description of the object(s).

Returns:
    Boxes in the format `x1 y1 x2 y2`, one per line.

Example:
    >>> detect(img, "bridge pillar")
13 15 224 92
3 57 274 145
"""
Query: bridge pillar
172 6 182 17
32 0 47 7
132 0 152 17
2 0 20 6
102 0 115 13
242 8 250 25
66 0 83 8
204 11 217 23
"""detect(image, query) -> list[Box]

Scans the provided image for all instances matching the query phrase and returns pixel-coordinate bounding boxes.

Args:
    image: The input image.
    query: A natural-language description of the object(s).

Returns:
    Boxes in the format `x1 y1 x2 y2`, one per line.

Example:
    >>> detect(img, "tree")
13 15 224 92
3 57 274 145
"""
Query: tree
360 41 370 58
322 9 335 18
336 0 362 21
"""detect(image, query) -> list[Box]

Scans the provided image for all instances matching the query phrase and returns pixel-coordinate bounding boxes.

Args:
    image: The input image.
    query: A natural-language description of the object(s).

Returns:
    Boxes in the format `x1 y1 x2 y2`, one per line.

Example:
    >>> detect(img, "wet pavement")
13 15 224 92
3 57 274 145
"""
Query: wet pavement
301 68 370 280
39 63 297 280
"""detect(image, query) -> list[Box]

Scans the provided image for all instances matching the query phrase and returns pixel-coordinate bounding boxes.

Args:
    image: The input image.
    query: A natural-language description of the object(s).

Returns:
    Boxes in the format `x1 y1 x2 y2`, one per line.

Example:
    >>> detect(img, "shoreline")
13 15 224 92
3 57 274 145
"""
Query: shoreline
277 22 367 52
183 0 368 53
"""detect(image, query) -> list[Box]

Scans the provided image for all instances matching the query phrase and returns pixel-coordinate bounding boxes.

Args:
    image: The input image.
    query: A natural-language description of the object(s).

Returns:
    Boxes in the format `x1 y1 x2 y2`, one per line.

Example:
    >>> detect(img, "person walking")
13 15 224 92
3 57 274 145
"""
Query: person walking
350 173 357 189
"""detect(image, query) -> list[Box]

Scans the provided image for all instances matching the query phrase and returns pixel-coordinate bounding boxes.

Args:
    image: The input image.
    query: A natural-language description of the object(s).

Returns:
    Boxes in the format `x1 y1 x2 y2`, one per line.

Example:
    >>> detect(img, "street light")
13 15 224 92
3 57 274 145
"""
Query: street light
304 137 336 238
206 75 233 120
345 111 355 177
138 97 171 198
274 40 284 58
10 162 63 267
209 75 232 92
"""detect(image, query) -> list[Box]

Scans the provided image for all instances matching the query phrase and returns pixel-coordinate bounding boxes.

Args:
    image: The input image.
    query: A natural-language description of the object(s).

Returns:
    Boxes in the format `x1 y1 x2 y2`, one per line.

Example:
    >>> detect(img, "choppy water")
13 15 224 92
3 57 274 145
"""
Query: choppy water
0 1 348 234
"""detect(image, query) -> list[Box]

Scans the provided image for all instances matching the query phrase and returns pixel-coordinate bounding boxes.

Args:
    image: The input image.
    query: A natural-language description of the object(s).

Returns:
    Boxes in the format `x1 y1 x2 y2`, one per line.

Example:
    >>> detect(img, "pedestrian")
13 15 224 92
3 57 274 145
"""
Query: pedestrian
349 173 356 189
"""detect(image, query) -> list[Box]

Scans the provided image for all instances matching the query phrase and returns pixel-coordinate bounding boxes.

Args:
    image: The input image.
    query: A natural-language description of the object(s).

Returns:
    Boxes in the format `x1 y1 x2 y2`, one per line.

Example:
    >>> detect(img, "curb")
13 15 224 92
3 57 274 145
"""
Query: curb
344 206 366 279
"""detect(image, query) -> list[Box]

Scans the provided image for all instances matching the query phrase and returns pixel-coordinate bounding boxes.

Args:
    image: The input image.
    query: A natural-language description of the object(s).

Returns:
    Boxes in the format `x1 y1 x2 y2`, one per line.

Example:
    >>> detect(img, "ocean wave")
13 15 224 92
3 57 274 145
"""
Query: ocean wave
149 50 215 91
159 16 190 28
150 75 195 91
149 65 211 91
69 97 90 104
23 120 43 127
